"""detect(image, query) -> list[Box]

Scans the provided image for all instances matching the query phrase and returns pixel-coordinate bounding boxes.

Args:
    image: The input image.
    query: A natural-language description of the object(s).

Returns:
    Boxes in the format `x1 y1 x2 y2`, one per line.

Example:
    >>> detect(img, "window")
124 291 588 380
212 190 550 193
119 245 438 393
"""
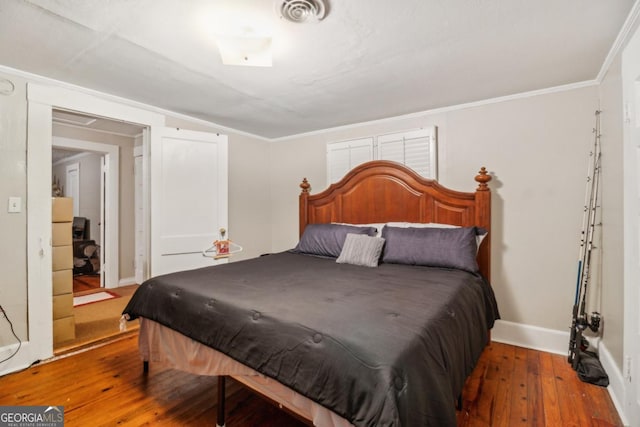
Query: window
326 137 374 184
326 127 437 185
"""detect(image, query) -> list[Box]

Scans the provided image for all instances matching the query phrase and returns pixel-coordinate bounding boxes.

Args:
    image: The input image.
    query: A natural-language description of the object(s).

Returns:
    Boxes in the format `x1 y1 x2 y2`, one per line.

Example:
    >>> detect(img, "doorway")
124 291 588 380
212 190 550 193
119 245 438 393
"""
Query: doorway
24 82 164 366
51 132 123 289
50 112 146 351
52 149 103 291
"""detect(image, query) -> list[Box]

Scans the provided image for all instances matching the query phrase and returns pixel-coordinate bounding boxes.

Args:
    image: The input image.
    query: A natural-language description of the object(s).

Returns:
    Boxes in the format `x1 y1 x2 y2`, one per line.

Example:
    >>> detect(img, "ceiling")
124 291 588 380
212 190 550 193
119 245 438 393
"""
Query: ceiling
1 1 637 139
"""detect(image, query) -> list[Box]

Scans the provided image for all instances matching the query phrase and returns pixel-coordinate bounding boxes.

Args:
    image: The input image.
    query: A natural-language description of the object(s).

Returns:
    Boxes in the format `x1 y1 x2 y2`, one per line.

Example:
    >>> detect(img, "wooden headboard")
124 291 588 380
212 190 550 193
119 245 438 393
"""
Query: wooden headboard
299 160 492 279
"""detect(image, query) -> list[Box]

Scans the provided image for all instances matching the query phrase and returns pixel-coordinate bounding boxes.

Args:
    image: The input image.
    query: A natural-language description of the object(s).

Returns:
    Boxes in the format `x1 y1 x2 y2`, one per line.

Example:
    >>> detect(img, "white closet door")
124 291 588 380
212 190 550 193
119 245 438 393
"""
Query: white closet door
150 128 228 276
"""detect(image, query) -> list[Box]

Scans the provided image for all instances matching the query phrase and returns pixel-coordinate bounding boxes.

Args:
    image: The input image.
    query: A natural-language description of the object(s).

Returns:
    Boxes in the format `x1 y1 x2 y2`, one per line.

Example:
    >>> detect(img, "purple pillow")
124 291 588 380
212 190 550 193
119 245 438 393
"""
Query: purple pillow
381 225 480 273
292 223 378 258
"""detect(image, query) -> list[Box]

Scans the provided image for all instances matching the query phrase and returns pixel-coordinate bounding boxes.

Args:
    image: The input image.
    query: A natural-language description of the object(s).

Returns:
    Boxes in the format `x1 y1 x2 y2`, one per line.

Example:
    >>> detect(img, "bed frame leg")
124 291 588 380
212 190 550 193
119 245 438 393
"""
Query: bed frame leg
217 375 226 427
143 361 149 374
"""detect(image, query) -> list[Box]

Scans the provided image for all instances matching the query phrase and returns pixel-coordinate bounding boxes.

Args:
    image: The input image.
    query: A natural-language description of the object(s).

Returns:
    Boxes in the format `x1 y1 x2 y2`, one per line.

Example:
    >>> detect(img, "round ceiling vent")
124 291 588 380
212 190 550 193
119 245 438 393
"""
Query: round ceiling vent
276 0 327 23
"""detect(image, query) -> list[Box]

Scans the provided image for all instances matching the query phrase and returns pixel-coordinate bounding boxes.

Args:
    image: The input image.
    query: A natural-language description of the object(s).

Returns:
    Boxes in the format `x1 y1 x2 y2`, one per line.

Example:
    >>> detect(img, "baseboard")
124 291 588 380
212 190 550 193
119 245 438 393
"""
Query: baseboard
598 342 629 426
491 319 569 355
0 342 38 378
492 319 628 425
118 277 136 286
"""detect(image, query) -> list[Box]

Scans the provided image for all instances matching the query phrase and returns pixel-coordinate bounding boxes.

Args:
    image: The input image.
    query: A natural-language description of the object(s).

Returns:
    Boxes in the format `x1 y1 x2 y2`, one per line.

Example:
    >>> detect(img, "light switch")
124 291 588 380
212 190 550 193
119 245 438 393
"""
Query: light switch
8 197 21 213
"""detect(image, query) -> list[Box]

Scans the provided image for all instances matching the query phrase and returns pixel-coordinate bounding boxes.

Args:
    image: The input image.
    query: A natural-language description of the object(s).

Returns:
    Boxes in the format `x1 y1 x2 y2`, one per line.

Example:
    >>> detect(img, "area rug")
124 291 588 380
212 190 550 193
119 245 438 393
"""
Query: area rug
73 291 119 307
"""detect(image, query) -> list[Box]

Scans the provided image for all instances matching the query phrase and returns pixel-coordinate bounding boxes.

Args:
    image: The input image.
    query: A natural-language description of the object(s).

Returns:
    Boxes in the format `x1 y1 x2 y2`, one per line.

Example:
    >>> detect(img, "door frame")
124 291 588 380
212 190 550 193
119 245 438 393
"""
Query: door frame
26 83 163 364
133 144 146 284
622 21 640 425
53 136 120 289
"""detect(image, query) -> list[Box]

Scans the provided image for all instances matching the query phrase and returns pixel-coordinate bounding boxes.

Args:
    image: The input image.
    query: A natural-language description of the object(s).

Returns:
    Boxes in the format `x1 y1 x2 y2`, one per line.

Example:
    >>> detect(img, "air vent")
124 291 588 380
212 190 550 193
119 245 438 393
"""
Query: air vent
276 0 327 23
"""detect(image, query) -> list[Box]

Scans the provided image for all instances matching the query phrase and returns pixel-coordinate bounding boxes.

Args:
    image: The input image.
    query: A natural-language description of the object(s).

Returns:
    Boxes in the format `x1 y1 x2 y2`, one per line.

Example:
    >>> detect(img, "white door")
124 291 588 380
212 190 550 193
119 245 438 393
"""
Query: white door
65 163 80 216
150 128 228 276
623 23 640 424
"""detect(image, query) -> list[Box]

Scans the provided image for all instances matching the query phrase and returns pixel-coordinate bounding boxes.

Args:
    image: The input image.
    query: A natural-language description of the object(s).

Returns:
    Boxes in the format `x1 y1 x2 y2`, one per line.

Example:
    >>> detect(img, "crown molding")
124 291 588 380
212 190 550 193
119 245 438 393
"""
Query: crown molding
597 0 640 82
0 64 270 142
271 80 599 142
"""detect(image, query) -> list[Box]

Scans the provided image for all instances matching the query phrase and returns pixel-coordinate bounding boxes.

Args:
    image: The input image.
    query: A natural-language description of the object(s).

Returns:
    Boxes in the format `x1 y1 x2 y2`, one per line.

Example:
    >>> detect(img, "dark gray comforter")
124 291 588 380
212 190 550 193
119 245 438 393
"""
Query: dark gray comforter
123 251 499 426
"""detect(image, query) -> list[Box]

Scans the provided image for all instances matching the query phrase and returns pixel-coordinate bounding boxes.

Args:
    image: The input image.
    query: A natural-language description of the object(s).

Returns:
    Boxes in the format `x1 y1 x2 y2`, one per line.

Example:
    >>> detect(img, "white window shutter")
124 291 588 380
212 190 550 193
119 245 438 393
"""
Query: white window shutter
377 127 437 179
327 137 374 184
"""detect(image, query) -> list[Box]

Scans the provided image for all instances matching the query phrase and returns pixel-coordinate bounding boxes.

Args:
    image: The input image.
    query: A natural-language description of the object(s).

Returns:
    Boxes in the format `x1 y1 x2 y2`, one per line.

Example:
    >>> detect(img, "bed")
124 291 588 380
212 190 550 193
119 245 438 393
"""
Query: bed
122 160 499 427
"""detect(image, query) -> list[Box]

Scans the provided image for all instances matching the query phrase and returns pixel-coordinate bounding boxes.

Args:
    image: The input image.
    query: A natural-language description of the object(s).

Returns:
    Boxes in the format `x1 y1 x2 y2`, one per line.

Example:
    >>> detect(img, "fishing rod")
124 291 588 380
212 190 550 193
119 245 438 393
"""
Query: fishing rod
568 110 602 370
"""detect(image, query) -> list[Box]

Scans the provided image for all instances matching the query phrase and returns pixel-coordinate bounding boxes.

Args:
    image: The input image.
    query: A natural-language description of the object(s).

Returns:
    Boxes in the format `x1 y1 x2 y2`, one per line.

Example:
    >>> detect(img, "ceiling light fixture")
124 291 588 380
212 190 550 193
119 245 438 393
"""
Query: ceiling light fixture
216 30 273 67
203 2 274 67
276 0 327 23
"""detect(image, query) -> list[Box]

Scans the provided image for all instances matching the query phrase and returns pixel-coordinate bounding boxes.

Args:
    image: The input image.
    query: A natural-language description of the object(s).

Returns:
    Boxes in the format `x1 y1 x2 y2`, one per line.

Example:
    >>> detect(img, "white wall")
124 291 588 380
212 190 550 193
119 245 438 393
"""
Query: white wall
0 71 28 342
0 63 626 385
270 86 601 338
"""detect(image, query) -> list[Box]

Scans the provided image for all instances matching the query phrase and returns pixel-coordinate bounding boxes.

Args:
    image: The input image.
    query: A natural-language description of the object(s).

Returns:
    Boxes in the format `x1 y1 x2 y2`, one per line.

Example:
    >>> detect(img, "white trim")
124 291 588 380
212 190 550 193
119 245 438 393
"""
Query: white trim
0 64 269 142
0 342 37 377
621 18 640 426
26 98 54 368
53 120 141 139
272 80 599 142
491 319 569 355
52 151 92 167
118 277 137 286
596 0 640 82
0 64 601 143
599 342 630 426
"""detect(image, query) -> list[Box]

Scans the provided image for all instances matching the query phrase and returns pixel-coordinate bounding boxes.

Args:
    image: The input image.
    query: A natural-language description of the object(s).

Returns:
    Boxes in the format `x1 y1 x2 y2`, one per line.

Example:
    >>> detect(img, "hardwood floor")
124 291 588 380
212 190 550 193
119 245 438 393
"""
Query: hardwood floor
0 335 622 426
73 274 101 293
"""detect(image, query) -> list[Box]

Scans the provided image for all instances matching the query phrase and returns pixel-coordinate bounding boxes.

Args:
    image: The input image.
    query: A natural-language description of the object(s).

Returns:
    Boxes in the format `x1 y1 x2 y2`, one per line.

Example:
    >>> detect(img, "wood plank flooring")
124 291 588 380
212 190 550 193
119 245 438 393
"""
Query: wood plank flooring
73 274 101 293
0 335 622 426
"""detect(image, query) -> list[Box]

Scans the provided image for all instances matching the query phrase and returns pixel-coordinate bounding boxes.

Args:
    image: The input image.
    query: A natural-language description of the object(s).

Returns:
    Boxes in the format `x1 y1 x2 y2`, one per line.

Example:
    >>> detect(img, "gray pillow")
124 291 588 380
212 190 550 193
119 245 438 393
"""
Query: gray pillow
381 225 480 273
336 234 386 267
292 223 377 258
